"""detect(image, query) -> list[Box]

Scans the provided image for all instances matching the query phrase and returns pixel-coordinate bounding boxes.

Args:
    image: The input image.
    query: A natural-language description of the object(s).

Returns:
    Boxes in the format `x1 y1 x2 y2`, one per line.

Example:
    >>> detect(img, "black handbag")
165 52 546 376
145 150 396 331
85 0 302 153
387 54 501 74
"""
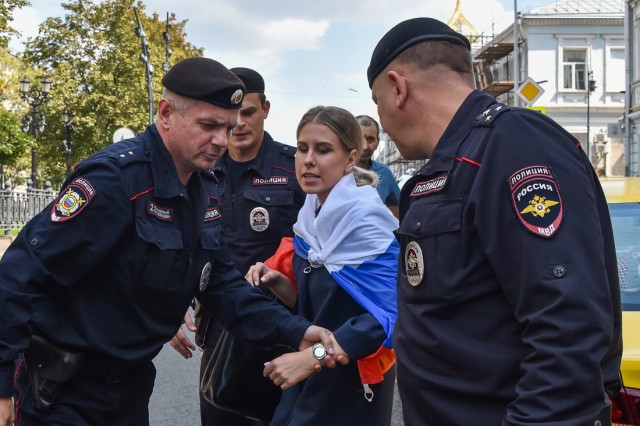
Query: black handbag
200 329 290 422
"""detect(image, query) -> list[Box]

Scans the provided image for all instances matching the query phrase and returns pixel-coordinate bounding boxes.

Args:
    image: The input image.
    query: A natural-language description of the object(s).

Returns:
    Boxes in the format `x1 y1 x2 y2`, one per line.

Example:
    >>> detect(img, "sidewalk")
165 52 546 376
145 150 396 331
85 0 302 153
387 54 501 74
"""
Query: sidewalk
0 235 13 259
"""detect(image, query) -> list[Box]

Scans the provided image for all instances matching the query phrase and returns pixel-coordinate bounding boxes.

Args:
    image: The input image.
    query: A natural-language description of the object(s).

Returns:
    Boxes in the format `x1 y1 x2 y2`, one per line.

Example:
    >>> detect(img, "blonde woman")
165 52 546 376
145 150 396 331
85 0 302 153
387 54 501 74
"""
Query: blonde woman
247 106 399 426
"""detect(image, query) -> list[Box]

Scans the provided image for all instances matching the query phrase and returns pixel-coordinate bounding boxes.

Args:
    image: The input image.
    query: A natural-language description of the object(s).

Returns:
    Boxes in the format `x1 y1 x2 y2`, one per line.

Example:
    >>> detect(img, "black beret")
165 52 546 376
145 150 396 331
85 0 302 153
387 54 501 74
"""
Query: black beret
162 57 245 109
230 67 265 94
367 17 471 88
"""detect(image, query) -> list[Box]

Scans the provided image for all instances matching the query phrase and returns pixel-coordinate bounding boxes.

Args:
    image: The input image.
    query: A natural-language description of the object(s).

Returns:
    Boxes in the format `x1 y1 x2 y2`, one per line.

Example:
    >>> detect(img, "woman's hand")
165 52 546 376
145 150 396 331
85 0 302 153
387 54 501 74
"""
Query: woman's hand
263 348 319 389
246 262 282 288
245 262 297 307
264 337 350 389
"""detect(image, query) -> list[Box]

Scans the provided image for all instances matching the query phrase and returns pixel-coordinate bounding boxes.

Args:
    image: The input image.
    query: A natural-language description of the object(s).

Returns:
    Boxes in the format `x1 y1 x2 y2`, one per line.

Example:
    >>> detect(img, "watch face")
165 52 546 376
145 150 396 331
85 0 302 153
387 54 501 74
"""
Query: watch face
313 344 326 359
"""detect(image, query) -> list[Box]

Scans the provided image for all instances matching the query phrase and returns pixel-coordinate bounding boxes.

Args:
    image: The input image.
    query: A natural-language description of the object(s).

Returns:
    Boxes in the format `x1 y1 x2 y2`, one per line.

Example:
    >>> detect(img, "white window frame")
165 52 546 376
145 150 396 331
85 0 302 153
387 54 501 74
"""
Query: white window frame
561 48 588 91
603 35 625 94
556 35 594 93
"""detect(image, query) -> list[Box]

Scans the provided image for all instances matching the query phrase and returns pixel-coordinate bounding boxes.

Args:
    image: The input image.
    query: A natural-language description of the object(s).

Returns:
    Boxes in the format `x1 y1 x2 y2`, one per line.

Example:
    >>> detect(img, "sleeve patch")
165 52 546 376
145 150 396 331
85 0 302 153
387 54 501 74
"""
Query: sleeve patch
509 166 563 238
50 178 96 222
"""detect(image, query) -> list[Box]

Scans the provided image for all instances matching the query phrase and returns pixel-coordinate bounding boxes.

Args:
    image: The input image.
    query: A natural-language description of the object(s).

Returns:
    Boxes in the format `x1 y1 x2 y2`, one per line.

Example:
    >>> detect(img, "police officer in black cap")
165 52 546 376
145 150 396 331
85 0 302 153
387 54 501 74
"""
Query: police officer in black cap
0 57 340 426
367 18 621 425
170 67 304 426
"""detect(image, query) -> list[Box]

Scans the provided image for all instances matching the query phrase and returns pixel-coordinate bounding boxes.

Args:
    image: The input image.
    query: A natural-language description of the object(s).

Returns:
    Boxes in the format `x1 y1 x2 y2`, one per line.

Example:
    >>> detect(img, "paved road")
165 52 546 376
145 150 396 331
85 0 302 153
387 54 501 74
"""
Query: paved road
149 325 405 425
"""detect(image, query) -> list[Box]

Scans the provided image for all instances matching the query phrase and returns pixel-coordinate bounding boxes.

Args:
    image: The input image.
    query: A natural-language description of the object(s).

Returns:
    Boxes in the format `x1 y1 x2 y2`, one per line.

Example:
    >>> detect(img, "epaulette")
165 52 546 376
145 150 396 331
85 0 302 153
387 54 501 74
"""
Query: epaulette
275 141 296 159
474 103 510 127
108 146 151 168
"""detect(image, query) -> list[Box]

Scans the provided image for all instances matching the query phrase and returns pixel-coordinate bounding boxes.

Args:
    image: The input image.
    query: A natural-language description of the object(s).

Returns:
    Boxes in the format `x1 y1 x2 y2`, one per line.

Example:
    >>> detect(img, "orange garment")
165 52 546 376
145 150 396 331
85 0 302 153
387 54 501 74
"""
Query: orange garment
264 236 395 384
264 237 297 292
357 346 396 384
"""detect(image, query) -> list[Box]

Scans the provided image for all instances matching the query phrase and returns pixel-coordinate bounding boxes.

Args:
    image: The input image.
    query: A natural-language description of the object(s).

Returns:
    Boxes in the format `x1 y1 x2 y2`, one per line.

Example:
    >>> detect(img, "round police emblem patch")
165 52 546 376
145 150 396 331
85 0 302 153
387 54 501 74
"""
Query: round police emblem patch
50 178 96 223
250 207 269 232
200 262 212 291
230 89 243 105
510 167 563 238
405 241 424 286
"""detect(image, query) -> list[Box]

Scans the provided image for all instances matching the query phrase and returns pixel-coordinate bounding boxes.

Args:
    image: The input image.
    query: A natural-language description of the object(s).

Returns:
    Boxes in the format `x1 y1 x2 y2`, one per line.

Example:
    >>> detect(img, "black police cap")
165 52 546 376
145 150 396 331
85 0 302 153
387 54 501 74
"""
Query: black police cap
367 17 471 88
162 57 245 109
230 67 265 94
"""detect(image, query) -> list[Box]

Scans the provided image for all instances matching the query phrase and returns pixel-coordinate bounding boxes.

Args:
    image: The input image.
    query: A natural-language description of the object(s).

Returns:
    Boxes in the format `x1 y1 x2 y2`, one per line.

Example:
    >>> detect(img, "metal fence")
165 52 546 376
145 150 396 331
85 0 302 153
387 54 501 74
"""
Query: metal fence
0 186 58 233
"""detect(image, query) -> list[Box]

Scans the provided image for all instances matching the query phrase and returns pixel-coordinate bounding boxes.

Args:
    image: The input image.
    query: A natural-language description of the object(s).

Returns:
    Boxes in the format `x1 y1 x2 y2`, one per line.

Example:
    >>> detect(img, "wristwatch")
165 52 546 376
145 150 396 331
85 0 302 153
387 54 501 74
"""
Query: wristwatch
312 343 327 362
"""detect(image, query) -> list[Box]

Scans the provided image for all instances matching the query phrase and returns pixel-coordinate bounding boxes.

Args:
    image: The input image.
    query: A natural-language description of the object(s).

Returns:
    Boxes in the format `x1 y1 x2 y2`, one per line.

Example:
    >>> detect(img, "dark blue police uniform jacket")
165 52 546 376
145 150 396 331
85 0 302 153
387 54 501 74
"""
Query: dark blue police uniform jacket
394 90 622 426
213 132 304 275
0 125 310 397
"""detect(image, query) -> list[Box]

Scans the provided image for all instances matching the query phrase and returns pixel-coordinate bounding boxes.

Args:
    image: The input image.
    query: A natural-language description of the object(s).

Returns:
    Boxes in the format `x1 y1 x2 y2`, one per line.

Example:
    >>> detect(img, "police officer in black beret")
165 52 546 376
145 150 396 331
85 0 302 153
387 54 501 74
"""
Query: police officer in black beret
0 57 340 426
367 18 621 425
170 67 305 425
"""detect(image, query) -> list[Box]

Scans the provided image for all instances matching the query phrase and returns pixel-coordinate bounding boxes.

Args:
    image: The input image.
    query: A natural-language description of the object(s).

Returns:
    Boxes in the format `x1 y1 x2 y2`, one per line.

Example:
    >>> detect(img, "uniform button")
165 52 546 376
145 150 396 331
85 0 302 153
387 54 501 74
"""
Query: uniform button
145 150 150 157
594 421 601 426
552 265 566 278
414 222 421 231
283 146 289 151
265 197 271 202
30 238 38 246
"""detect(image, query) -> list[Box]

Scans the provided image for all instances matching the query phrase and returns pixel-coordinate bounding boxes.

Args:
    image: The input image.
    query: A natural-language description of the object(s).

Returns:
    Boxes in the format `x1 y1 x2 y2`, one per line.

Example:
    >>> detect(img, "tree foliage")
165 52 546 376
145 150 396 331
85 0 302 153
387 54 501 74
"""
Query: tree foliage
17 0 202 186
0 48 34 185
0 0 29 49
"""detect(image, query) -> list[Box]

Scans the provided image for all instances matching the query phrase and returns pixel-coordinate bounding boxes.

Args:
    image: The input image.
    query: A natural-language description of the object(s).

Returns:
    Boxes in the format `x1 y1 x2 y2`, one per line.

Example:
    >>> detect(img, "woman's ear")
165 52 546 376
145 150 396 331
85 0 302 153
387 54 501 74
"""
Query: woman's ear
344 149 358 173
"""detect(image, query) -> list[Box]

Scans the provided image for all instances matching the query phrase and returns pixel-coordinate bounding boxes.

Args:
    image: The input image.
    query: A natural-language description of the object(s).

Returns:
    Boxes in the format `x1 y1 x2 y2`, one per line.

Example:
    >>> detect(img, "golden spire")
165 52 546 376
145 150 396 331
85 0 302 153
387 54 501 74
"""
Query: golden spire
447 0 478 41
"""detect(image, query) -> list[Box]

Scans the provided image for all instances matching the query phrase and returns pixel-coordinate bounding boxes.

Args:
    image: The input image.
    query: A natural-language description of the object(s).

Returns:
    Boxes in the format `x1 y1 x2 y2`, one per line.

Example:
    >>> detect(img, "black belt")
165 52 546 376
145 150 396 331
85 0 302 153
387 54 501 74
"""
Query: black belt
77 361 133 384
75 353 148 384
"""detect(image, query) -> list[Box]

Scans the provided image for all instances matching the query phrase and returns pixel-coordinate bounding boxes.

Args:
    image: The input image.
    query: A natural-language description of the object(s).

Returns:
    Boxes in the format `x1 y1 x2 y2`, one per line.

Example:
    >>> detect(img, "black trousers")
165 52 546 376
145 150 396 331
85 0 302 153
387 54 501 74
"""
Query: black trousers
14 356 156 426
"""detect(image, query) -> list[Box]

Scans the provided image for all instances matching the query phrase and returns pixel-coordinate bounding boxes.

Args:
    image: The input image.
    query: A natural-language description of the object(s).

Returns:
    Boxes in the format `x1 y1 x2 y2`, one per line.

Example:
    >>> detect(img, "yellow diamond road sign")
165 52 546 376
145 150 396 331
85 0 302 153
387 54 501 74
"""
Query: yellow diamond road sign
516 77 544 106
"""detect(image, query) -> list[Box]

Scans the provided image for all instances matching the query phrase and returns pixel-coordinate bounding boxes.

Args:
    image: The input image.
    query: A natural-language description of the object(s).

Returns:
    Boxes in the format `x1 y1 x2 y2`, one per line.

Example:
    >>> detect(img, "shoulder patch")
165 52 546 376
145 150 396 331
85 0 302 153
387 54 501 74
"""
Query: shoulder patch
51 177 96 222
509 166 563 238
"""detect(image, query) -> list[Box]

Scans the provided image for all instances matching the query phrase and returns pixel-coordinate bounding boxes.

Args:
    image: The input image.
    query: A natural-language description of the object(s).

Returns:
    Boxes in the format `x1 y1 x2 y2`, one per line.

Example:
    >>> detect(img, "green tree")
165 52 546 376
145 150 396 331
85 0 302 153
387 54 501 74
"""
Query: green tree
0 47 35 186
19 0 202 186
0 0 29 49
0 109 34 185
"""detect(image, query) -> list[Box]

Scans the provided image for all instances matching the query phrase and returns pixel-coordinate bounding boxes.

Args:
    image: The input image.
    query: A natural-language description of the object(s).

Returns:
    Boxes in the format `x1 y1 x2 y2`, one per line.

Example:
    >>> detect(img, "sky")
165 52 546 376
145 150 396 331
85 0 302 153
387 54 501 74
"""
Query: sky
9 0 553 144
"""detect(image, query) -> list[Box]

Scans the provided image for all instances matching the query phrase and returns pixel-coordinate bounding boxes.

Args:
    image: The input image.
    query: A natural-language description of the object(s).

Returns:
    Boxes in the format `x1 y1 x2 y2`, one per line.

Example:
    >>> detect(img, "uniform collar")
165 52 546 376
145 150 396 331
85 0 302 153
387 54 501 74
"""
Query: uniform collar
419 90 495 175
144 124 191 199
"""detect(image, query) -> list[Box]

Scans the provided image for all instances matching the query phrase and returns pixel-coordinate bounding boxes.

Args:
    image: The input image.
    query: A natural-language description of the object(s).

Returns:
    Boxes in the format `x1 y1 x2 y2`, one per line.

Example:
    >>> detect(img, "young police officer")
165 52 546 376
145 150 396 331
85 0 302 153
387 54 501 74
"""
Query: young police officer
367 18 622 426
0 57 338 426
175 67 305 426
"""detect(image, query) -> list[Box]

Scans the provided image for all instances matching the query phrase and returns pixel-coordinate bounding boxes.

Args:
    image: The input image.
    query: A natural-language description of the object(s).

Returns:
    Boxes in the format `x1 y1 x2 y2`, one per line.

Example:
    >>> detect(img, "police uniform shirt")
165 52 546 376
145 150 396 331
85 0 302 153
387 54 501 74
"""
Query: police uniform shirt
213 132 304 274
394 90 621 425
0 125 310 397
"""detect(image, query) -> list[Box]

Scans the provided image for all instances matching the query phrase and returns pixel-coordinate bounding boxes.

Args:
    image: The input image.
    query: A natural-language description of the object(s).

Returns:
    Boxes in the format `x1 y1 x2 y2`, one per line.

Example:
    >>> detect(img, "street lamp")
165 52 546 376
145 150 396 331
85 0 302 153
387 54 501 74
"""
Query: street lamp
586 71 596 162
19 75 51 188
61 109 74 175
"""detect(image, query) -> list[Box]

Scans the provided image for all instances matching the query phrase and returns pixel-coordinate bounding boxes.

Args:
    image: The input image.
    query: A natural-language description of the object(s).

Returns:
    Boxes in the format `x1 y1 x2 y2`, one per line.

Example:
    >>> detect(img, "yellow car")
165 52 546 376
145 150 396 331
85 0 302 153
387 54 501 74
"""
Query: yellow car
600 177 640 425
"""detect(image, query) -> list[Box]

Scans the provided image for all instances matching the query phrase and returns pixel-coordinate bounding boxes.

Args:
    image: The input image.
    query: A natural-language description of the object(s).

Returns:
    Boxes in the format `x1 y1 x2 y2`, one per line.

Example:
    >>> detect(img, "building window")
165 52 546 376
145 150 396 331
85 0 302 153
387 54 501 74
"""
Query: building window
562 49 587 91
606 47 625 93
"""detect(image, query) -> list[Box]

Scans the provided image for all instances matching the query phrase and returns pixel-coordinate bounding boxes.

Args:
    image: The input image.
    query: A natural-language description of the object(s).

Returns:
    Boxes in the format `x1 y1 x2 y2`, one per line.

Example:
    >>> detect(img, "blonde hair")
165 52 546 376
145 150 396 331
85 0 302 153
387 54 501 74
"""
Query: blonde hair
297 106 378 187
